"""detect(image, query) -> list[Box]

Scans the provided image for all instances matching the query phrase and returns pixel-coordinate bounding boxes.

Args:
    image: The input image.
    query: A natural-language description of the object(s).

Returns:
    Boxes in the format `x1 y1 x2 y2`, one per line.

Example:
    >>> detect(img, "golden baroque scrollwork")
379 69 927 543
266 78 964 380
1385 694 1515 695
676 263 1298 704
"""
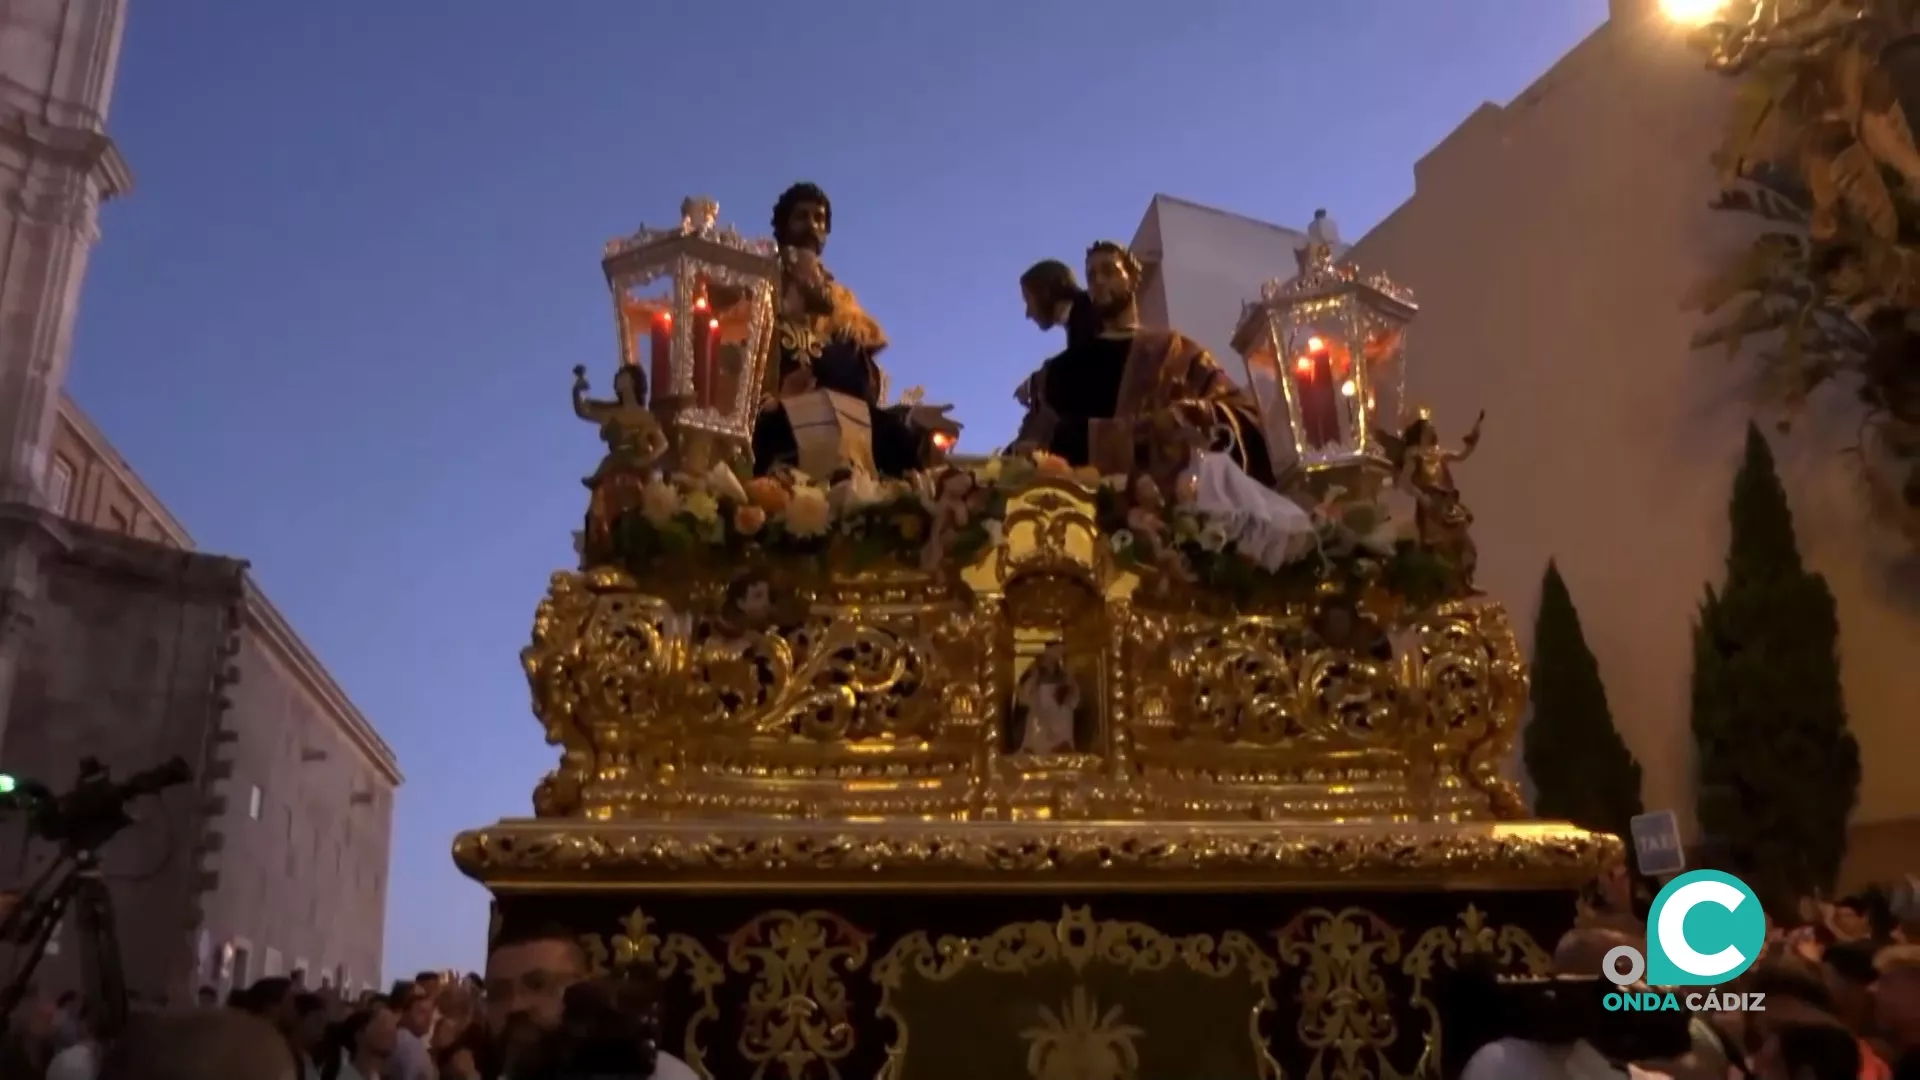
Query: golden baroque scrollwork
1273 904 1553 1080
871 904 1280 1080
726 910 873 1080
575 907 727 1078
451 820 1620 892
510 477 1573 834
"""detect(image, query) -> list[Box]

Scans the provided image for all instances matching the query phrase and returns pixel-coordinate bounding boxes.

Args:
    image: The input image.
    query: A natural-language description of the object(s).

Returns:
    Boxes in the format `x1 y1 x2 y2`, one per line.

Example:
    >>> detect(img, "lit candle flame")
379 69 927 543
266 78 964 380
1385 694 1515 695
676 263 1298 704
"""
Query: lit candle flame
1306 335 1326 352
1339 380 1356 398
1659 0 1724 25
1295 356 1314 375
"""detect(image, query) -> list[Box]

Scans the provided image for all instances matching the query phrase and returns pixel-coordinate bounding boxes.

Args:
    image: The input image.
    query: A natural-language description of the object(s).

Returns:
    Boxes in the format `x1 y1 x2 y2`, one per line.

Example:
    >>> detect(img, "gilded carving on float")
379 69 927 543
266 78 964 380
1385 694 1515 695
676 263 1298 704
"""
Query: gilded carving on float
575 907 726 1077
726 911 872 1080
508 472 1538 826
1402 906 1553 1077
871 905 1280 1080
1277 908 1406 1080
451 820 1618 891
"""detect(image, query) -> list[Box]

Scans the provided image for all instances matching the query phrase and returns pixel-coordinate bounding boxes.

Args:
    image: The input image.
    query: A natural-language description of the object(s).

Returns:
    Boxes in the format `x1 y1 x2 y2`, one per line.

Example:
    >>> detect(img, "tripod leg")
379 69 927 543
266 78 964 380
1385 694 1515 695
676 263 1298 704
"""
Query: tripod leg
72 873 127 1040
0 853 72 944
0 867 77 1022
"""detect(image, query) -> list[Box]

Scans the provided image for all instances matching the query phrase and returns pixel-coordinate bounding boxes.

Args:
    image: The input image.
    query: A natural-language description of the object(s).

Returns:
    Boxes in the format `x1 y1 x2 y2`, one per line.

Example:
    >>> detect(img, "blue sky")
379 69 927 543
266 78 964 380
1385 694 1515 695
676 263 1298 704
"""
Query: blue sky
71 2 1609 976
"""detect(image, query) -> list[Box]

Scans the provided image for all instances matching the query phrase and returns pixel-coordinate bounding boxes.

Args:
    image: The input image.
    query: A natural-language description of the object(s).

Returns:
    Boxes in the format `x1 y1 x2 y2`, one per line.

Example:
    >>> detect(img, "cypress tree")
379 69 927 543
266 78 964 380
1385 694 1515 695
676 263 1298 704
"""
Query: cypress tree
1692 424 1859 911
1525 560 1644 844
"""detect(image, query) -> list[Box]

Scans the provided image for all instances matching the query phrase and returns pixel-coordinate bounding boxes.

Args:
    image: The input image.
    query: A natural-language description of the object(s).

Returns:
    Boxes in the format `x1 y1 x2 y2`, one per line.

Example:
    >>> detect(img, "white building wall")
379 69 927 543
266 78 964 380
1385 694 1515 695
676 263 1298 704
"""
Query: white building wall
1129 195 1317 382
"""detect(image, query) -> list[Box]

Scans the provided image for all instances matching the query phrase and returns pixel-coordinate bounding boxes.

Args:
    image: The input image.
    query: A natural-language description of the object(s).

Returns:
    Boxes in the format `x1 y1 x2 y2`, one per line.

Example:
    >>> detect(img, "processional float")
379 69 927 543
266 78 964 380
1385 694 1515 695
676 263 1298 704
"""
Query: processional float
453 196 1616 1080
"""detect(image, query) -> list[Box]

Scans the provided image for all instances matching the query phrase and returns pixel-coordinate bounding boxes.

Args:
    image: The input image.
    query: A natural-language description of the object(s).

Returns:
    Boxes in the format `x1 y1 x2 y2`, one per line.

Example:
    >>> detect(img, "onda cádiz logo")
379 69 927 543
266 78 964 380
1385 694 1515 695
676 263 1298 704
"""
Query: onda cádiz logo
1601 870 1769 1013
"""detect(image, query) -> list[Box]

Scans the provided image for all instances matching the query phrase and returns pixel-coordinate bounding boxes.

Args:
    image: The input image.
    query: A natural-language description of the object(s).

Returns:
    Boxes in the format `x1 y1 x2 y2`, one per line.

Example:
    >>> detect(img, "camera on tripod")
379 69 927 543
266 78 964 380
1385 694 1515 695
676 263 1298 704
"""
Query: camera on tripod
0 755 194 1038
0 756 193 855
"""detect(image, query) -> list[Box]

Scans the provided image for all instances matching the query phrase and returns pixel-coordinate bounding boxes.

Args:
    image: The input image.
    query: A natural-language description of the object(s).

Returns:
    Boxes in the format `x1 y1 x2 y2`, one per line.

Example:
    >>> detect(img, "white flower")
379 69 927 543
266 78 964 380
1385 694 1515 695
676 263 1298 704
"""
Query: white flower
1197 523 1231 552
829 471 884 515
640 480 680 525
1109 530 1135 552
785 485 832 538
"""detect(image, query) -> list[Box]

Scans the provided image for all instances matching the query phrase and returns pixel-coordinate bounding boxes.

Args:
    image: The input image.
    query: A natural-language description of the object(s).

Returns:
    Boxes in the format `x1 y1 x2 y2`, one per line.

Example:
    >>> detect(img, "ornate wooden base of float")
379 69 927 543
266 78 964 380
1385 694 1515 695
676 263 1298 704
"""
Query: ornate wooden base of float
455 818 1612 1080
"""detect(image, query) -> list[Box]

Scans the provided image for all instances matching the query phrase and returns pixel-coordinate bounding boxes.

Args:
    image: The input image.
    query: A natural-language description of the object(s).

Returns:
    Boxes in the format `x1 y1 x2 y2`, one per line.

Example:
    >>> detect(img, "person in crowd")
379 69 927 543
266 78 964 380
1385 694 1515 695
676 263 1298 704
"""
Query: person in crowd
320 1000 397 1080
1459 926 1673 1080
3 987 62 1079
1740 956 1893 1080
97 1008 297 1080
1826 941 1887 1048
1750 1021 1866 1080
515 977 661 1080
292 994 329 1080
1873 945 1920 1079
483 920 698 1080
434 1023 487 1080
385 980 437 1080
45 1002 105 1080
414 973 444 1002
194 987 218 1009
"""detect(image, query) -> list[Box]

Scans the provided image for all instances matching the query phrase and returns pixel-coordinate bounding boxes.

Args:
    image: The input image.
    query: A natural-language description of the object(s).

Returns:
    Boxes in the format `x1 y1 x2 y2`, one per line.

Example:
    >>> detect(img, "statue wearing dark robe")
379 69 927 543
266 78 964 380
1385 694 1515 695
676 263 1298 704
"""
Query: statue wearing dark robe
1011 245 1271 493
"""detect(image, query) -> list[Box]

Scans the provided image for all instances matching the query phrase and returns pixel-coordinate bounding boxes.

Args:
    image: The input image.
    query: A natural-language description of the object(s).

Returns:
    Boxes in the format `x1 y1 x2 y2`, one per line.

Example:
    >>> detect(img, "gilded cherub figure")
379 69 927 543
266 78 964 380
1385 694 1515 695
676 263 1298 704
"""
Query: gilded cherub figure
573 362 671 559
1378 408 1485 586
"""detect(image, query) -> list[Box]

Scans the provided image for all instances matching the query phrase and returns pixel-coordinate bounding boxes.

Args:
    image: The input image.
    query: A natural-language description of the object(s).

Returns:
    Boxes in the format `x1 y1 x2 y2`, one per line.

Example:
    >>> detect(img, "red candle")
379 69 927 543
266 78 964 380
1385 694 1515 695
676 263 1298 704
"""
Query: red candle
1295 344 1342 449
649 313 672 401
691 296 712 406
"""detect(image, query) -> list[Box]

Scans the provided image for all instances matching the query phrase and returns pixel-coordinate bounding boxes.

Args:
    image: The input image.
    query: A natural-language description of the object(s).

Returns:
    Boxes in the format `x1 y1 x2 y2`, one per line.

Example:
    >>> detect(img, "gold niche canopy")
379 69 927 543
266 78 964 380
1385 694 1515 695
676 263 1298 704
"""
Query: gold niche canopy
602 196 779 473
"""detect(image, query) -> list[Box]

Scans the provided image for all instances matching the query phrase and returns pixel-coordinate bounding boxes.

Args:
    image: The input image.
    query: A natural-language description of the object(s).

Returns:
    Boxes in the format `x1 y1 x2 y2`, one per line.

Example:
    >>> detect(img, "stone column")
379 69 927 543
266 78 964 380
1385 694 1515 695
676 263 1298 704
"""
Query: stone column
0 0 131 756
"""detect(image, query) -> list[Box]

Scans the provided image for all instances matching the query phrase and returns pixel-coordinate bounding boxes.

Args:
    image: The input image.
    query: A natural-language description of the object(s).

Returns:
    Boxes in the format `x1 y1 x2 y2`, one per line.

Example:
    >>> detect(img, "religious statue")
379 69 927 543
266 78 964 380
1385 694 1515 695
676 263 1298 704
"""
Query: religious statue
749 182 961 478
1378 409 1484 585
573 362 670 558
1012 643 1081 755
1011 241 1274 489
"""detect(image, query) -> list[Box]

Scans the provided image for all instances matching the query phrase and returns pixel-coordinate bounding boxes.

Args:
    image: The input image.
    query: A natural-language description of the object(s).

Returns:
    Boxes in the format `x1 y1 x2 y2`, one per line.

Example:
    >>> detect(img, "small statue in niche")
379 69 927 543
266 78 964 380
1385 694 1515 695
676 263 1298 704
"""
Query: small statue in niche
1012 642 1082 755
573 362 672 560
1377 408 1484 587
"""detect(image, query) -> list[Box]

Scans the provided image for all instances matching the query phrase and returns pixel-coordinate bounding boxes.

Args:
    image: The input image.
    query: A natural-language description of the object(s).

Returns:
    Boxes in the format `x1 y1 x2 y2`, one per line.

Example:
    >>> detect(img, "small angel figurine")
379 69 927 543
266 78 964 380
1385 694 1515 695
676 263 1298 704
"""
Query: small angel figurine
575 362 670 485
1013 643 1080 755
574 362 671 559
920 468 976 571
1123 474 1194 590
1376 408 1484 586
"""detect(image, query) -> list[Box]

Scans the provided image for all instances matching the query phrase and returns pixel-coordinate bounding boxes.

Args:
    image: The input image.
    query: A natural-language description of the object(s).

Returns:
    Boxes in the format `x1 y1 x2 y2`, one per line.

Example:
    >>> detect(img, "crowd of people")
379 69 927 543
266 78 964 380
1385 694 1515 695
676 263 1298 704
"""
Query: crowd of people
0 920 694 1080
1458 867 1920 1080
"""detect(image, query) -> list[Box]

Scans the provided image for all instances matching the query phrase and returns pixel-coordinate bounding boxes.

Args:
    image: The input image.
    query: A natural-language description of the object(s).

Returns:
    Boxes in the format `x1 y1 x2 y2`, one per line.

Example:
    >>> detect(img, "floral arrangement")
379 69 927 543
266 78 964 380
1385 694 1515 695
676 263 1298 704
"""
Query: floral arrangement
603 459 1009 577
595 451 1465 607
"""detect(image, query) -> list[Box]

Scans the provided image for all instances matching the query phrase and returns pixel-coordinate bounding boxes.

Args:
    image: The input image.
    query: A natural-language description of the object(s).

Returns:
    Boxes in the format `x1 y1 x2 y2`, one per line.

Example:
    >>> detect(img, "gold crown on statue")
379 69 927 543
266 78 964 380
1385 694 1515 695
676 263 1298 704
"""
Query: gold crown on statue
517 479 1527 826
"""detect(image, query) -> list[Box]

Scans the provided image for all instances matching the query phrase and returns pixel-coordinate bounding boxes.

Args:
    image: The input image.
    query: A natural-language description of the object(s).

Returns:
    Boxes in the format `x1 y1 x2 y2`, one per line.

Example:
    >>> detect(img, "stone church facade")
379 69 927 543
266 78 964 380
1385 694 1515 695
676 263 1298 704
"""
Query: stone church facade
0 0 400 1002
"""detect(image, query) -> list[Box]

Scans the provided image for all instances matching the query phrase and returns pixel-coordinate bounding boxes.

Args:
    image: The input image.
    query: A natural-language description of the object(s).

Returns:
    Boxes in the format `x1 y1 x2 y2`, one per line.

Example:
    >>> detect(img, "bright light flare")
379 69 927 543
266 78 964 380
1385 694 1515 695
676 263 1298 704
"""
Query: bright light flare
1339 380 1356 398
1294 356 1314 375
1306 335 1326 352
1659 0 1725 25
932 432 956 451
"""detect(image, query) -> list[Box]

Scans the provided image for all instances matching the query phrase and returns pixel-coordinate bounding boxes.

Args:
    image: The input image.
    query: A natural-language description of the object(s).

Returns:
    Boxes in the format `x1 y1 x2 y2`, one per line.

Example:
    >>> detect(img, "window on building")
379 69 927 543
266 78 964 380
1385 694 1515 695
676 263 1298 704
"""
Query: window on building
45 457 74 514
248 785 263 820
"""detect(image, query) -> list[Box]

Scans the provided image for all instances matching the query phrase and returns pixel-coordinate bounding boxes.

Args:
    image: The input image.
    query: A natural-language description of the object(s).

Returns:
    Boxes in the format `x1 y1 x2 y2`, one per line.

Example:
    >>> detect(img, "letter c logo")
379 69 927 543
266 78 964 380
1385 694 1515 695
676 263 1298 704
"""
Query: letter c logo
1645 870 1767 986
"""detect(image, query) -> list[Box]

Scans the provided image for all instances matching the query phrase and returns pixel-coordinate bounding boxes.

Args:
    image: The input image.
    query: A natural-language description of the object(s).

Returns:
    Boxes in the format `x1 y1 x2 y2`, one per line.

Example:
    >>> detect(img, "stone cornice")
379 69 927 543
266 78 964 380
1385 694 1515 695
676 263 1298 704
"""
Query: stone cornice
0 104 131 201
242 577 403 788
55 396 193 546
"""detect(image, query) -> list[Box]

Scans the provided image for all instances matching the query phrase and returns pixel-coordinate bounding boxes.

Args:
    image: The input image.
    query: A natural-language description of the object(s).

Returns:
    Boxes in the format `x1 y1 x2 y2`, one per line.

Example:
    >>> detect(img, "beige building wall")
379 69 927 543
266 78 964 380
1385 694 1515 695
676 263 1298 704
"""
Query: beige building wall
1148 8 1920 885
36 393 401 993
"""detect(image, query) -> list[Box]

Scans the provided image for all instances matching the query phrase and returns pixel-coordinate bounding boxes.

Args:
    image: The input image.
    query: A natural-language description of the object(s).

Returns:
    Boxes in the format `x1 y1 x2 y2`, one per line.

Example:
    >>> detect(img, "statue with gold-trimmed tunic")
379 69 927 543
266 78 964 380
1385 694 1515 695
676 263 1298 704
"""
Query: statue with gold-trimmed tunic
750 182 961 478
1011 241 1274 490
